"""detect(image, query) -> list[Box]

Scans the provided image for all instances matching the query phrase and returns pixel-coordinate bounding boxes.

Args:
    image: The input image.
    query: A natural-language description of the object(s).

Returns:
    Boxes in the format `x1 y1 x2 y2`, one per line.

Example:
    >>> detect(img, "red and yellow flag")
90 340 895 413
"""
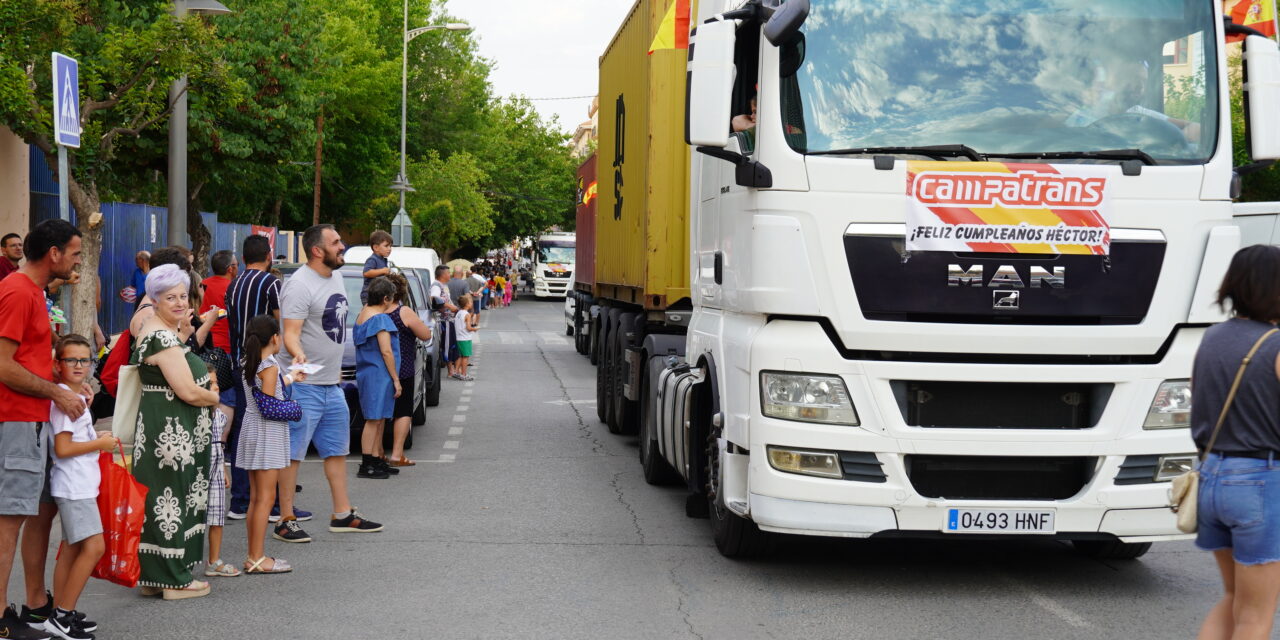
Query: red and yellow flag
648 0 691 55
1228 0 1278 42
582 180 598 206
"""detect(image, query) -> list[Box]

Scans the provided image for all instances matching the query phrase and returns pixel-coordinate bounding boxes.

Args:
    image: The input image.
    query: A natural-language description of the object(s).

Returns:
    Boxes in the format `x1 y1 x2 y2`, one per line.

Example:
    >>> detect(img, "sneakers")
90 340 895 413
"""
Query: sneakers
272 517 312 543
357 458 389 479
226 509 247 520
21 595 94 633
269 507 313 523
377 457 400 476
2 606 51 639
43 610 93 640
329 509 384 533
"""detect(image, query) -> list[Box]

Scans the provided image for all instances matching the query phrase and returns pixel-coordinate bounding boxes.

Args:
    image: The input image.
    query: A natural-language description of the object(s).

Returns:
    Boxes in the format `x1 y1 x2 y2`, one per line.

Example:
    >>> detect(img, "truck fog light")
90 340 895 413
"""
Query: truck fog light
1155 455 1197 482
767 446 843 479
1144 380 1191 429
761 372 859 426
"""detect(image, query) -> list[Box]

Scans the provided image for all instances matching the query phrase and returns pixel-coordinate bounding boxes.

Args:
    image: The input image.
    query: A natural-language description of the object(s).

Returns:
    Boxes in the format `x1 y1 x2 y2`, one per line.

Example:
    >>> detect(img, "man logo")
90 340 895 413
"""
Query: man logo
993 290 1020 310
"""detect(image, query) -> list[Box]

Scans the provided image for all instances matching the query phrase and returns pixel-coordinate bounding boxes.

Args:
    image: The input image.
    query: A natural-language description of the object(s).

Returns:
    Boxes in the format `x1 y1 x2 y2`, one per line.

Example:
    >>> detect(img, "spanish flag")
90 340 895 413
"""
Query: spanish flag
648 0 691 55
1228 0 1278 42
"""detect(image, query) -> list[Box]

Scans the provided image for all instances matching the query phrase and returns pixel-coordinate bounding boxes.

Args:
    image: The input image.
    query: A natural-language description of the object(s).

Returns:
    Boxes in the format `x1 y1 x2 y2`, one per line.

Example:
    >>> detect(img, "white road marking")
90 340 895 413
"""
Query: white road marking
465 382 475 389
545 399 597 406
1001 573 1090 629
430 454 456 463
457 405 469 412
444 440 460 449
449 427 464 435
537 331 568 345
452 415 467 423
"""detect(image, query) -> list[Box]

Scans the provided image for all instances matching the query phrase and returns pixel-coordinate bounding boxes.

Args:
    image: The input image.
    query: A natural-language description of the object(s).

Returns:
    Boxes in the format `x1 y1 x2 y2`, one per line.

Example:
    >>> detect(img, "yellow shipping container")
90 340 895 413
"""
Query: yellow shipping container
596 0 693 311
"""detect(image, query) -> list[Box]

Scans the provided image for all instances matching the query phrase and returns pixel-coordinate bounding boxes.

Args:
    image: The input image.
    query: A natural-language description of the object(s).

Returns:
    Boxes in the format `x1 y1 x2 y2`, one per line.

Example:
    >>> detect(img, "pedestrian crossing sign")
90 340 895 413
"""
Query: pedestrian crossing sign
51 52 80 148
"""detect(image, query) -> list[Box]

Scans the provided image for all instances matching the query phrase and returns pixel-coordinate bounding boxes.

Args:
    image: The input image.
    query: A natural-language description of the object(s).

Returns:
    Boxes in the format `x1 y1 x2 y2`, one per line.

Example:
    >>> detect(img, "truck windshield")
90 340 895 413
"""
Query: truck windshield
538 244 575 264
788 0 1219 163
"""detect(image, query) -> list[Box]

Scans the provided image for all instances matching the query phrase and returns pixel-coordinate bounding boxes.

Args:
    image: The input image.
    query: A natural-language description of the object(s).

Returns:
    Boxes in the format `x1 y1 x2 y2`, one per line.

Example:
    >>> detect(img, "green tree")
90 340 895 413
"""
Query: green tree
0 0 233 335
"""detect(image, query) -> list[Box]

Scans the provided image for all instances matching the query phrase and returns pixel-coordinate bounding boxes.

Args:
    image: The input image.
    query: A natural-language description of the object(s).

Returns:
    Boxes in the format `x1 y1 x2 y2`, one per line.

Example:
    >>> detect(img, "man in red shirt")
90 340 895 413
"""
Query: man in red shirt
199 250 237 354
0 220 85 639
0 234 21 282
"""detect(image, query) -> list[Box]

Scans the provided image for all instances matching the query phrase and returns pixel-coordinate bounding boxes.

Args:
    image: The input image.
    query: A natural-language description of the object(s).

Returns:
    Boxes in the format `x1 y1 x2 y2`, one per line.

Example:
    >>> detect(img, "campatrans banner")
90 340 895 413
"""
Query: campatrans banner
905 161 1112 255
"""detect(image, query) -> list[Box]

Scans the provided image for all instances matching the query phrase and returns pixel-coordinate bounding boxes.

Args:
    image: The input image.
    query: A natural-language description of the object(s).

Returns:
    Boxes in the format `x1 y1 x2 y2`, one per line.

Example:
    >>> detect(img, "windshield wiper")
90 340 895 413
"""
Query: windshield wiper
993 149 1157 166
808 144 983 162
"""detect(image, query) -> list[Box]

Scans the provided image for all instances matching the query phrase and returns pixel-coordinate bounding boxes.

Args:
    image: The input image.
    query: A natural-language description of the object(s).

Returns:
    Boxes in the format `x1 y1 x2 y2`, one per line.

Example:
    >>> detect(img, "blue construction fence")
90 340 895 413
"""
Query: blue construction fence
29 147 303 336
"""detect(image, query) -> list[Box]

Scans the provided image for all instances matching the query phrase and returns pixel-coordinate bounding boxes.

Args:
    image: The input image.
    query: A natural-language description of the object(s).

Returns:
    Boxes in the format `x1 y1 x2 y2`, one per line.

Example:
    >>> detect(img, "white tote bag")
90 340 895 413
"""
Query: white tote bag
112 364 142 445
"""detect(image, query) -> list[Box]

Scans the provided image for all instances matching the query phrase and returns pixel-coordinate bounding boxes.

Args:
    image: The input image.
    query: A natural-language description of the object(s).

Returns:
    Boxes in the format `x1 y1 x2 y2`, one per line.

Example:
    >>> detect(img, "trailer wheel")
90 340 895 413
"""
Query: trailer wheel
588 310 601 365
706 410 775 558
639 366 679 485
613 313 641 436
1072 540 1152 560
604 312 625 434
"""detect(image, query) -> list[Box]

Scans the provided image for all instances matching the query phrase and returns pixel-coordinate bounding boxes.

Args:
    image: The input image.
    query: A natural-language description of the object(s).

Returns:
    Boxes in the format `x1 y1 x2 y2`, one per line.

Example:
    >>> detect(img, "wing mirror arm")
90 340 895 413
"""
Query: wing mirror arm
696 146 773 189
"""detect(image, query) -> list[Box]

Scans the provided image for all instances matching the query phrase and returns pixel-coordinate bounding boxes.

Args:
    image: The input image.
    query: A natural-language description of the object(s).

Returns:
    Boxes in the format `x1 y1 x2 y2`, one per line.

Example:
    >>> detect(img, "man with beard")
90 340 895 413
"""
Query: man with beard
0 220 86 639
0 234 21 282
275 225 383 543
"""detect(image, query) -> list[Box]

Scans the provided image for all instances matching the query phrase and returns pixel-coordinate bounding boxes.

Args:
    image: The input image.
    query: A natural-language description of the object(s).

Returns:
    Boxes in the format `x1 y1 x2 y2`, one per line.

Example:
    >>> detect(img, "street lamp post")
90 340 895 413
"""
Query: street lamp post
389 6 470 248
167 0 232 248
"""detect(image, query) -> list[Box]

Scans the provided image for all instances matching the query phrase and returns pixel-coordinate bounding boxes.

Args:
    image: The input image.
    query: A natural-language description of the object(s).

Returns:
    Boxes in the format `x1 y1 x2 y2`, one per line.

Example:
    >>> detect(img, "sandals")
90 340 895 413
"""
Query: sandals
245 556 293 574
162 580 210 600
388 457 416 467
204 559 242 577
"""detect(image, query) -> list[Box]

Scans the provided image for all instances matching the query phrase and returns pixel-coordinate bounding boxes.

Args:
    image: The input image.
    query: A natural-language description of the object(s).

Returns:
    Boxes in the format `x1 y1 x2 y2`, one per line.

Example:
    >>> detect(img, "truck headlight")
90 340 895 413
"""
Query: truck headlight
767 446 843 479
761 372 859 426
1144 380 1191 429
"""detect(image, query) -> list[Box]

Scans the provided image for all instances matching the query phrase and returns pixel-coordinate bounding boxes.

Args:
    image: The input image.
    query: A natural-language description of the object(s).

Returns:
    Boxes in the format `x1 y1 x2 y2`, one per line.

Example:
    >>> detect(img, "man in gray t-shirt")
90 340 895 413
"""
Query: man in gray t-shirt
447 268 470 304
276 224 383 540
278 263 346 385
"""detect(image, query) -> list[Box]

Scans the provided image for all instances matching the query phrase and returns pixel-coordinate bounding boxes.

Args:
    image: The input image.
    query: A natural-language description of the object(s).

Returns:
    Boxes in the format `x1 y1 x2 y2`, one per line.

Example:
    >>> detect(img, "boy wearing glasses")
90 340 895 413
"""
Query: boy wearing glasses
42 335 114 639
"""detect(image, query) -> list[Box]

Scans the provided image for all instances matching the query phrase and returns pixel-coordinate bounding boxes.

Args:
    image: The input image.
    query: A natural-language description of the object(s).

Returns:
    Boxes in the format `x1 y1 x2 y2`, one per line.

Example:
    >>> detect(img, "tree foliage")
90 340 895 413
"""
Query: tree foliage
0 0 579 331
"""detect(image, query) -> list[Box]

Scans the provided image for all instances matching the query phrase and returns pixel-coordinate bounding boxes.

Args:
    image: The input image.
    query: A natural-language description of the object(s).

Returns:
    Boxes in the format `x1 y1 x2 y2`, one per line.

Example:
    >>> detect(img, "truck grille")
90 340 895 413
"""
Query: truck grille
845 235 1165 325
892 381 1111 429
544 270 572 279
906 455 1096 501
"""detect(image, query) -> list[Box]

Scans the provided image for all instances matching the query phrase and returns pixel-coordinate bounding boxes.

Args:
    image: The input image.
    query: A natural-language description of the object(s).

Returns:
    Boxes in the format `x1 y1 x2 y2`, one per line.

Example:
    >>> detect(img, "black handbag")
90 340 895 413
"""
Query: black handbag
198 346 235 391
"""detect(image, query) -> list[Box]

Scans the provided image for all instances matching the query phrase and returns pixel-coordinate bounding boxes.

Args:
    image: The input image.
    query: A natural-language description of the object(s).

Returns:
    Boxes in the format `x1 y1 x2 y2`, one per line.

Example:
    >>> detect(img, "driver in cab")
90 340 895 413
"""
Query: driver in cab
1065 59 1201 145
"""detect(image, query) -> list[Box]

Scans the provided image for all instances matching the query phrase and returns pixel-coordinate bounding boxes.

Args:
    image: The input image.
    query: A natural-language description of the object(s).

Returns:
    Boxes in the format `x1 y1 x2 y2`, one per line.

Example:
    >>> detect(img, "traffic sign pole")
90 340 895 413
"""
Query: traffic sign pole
52 52 81 334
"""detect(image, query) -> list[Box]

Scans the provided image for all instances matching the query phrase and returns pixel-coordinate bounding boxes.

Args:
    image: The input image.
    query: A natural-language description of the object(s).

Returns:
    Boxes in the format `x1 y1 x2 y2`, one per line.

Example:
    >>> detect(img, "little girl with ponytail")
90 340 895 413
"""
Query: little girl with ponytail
235 315 295 574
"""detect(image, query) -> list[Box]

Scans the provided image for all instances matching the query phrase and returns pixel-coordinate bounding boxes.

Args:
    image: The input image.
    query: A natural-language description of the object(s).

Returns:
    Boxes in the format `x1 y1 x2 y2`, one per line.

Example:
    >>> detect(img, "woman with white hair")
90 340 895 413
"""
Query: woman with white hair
129 264 221 600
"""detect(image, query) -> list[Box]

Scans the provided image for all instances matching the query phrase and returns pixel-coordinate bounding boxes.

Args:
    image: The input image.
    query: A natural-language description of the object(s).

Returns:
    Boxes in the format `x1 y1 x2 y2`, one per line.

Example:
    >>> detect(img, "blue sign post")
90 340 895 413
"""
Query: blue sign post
51 52 80 333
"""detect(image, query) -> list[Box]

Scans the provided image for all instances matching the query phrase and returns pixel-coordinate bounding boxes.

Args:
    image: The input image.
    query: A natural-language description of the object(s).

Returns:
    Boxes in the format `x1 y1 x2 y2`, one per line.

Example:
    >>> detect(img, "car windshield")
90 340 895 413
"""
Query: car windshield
787 0 1219 163
538 243 575 264
340 271 365 325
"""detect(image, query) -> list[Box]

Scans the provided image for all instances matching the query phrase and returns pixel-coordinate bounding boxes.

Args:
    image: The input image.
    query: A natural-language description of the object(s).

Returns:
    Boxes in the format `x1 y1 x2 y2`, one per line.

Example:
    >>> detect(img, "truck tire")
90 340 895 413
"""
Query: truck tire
639 366 680 485
1072 540 1152 560
589 311 601 365
605 315 625 434
612 313 641 436
705 409 775 558
597 309 616 423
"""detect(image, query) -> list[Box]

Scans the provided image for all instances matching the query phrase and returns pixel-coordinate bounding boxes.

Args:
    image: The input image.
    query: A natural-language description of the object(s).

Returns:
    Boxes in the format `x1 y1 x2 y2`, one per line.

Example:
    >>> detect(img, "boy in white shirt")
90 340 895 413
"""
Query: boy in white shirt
452 295 478 381
46 335 115 640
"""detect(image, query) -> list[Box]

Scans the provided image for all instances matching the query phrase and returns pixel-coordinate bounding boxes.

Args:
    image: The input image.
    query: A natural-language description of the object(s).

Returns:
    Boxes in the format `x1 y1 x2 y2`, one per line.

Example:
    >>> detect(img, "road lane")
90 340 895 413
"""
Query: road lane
23 298 1264 639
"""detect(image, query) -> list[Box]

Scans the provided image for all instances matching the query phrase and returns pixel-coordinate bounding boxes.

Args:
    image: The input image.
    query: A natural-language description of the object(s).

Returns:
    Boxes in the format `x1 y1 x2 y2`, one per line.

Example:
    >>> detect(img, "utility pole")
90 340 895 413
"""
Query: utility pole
313 106 324 225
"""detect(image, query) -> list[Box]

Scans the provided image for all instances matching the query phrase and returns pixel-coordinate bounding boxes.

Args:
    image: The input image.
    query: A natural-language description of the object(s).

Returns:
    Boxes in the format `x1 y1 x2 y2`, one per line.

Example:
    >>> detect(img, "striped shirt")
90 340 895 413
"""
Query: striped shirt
226 268 281 365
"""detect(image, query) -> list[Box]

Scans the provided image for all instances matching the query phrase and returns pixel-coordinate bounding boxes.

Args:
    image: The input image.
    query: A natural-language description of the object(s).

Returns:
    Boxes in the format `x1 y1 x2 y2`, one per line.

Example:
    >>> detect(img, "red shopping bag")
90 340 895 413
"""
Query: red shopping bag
93 448 148 587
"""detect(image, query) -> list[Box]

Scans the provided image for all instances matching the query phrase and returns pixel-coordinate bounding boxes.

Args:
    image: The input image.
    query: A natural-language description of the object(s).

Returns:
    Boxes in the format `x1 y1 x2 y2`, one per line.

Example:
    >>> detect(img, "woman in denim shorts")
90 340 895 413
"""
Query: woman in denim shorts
1192 245 1280 640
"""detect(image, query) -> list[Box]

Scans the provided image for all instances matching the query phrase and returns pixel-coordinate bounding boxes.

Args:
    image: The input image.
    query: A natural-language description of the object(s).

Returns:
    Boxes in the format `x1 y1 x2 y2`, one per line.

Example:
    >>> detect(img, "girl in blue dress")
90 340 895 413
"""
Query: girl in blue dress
354 277 399 480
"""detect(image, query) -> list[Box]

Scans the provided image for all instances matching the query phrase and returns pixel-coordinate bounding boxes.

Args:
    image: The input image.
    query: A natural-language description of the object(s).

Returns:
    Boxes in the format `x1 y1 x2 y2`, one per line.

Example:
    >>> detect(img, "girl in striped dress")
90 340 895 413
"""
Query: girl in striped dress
235 315 294 574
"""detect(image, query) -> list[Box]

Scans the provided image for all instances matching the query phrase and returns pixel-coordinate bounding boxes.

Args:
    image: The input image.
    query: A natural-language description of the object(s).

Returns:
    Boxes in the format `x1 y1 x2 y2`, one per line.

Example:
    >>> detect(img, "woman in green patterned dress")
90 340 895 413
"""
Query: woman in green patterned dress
130 265 221 600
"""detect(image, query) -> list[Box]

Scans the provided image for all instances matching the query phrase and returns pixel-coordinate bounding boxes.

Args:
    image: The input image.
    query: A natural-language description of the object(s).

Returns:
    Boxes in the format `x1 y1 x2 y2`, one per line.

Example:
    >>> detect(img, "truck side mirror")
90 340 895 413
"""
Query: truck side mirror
763 0 809 45
1245 34 1280 160
685 20 737 148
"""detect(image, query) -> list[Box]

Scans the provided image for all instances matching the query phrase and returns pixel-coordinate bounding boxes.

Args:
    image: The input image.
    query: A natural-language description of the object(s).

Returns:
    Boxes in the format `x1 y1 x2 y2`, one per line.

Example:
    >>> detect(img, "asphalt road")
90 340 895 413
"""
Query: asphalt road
17 297 1266 639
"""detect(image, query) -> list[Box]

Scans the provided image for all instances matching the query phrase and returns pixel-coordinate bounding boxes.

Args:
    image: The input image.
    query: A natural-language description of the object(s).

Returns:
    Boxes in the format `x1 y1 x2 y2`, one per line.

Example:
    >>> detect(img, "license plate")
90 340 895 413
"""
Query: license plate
944 508 1056 534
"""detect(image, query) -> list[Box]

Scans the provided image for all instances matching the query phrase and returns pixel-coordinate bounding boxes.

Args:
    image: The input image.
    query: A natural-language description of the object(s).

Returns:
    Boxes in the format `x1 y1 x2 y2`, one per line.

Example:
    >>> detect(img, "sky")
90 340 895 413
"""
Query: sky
445 0 637 133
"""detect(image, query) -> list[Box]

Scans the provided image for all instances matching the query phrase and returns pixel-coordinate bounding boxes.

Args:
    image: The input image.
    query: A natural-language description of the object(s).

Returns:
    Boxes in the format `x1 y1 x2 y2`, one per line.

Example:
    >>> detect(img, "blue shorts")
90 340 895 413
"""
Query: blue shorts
287 384 350 460
1195 452 1280 566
